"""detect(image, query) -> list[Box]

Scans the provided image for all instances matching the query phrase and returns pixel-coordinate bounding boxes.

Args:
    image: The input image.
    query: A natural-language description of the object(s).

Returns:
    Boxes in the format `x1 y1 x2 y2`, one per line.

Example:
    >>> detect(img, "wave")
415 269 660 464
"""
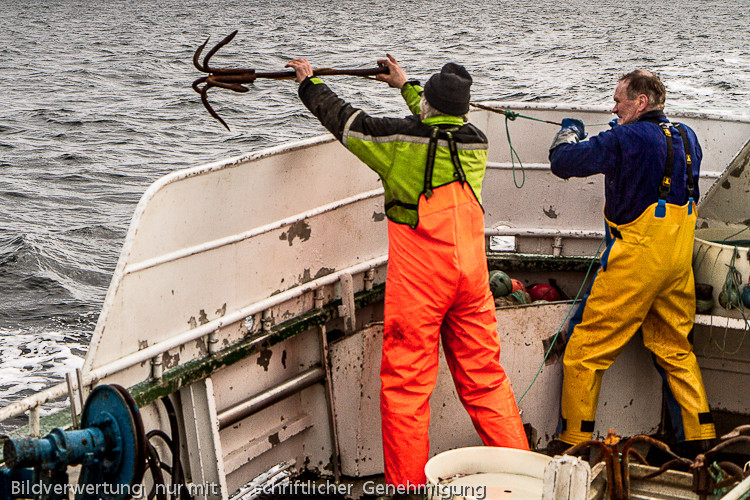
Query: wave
56 153 92 163
0 326 86 433
0 233 111 324
60 225 123 240
0 190 30 199
0 125 21 134
46 118 84 127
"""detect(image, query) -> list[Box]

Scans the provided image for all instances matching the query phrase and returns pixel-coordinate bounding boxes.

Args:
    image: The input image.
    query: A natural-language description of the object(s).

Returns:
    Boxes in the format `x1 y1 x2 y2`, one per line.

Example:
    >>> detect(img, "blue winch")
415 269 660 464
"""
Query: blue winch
1 384 146 500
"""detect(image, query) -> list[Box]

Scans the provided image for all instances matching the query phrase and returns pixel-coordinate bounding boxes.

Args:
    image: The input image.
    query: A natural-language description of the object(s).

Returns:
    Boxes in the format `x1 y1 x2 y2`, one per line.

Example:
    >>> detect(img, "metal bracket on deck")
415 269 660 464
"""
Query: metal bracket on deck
28 407 40 438
65 372 81 429
180 378 229 498
207 330 220 355
75 369 87 408
542 455 591 500
364 269 375 291
244 314 256 333
553 236 564 257
337 273 356 333
151 355 163 380
262 310 274 333
318 325 342 482
314 289 325 309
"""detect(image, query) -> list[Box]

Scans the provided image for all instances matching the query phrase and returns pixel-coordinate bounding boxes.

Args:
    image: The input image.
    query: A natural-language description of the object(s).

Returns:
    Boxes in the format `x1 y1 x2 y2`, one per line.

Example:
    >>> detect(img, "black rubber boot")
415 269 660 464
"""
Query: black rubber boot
545 439 576 457
675 438 718 460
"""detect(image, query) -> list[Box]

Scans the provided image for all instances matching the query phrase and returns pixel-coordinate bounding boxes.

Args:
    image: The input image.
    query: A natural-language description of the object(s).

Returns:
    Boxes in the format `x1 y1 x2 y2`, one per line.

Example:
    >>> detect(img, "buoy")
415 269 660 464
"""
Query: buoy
489 270 513 298
742 285 750 309
511 279 527 294
529 283 560 302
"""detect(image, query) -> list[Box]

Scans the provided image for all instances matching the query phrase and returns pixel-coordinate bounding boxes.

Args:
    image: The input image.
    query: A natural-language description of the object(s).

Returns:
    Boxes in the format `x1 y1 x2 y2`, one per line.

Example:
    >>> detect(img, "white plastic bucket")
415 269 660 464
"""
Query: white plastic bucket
424 446 551 499
693 227 750 318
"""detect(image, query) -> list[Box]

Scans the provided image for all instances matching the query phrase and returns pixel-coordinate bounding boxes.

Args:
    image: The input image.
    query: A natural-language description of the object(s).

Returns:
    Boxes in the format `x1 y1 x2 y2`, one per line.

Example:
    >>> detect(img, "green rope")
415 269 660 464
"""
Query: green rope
469 103 614 190
721 250 744 311
470 102 614 128
720 226 750 245
470 102 561 126
710 462 730 497
510 289 528 304
517 236 606 404
503 110 526 188
699 229 750 357
707 248 750 357
504 109 553 125
693 243 712 275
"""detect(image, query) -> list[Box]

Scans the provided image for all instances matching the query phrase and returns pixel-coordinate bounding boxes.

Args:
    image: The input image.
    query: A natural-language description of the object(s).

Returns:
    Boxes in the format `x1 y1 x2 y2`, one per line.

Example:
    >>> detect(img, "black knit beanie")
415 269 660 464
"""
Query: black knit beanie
423 62 472 116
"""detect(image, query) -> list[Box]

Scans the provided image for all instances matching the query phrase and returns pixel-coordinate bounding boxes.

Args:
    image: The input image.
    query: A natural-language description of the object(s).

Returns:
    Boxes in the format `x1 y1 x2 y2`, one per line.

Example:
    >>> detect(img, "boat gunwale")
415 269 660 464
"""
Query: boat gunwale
87 102 750 370
477 101 750 124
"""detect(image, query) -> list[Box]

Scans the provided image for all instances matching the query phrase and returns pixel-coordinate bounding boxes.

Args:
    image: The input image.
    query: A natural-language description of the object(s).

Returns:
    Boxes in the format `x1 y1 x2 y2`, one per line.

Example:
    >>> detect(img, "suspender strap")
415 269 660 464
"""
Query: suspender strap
423 127 439 199
673 123 695 200
445 130 467 184
658 123 674 200
384 199 419 212
423 126 467 199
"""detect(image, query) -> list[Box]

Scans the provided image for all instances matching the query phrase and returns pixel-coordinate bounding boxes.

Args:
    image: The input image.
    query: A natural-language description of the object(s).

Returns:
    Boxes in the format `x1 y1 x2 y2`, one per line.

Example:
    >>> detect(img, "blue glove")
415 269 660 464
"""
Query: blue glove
561 118 587 140
609 118 618 128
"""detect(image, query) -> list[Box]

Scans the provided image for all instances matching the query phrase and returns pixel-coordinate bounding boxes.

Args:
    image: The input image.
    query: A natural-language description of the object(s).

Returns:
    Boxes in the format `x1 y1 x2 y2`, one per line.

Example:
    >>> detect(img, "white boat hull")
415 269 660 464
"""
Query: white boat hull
2 103 750 498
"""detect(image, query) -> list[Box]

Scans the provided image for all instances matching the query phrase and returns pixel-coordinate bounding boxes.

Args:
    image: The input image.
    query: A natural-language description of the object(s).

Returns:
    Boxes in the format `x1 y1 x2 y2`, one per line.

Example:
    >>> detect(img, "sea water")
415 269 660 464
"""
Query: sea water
1 0 749 428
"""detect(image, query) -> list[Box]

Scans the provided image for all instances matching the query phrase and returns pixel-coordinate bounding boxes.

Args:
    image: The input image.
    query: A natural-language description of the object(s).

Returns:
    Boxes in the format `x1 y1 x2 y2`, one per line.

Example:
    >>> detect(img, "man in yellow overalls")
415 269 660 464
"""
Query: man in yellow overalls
548 70 716 456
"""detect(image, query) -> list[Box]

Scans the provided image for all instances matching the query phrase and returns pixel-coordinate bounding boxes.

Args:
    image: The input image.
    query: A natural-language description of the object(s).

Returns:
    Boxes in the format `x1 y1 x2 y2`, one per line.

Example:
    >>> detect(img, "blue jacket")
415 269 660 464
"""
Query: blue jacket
549 110 702 225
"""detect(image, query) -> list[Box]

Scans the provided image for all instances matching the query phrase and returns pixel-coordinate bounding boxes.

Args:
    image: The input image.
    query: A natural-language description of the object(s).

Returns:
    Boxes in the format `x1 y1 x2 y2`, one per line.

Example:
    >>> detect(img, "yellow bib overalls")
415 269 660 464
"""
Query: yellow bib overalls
559 124 716 445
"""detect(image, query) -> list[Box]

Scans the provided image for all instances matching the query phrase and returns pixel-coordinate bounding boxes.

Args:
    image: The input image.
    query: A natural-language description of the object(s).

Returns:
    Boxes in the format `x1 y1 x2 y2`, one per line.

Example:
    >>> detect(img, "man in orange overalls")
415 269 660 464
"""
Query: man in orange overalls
287 55 529 488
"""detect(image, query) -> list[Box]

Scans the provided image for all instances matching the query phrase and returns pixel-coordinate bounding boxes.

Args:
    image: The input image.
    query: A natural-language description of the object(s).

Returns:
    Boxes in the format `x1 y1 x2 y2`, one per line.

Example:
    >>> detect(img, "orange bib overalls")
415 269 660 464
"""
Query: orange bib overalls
380 181 528 486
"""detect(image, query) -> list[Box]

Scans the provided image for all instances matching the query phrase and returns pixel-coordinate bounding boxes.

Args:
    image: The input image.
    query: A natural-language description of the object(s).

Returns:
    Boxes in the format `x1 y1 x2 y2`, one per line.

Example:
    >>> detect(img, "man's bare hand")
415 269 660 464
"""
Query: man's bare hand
285 58 314 83
376 53 408 89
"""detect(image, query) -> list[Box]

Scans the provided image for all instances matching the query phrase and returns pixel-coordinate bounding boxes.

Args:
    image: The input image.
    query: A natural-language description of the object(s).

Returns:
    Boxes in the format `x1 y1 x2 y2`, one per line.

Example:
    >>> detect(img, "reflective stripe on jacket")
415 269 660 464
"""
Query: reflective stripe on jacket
298 77 488 228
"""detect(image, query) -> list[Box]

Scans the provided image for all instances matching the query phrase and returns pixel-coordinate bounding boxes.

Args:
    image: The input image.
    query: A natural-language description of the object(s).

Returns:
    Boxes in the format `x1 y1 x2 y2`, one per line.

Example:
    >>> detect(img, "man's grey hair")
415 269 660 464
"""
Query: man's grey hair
619 69 666 111
420 96 469 122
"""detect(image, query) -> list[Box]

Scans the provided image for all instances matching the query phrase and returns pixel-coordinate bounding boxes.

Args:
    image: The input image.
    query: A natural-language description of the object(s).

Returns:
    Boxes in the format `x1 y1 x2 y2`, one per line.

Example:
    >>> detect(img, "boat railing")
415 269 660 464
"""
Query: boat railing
0 218 614 437
3 105 748 461
123 188 385 276
0 254 388 433
0 221 741 442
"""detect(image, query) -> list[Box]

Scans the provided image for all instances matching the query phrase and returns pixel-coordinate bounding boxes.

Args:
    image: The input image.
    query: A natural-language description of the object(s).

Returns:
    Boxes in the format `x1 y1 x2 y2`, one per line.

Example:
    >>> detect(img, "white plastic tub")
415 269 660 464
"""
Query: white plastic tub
424 446 551 499
693 227 750 319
